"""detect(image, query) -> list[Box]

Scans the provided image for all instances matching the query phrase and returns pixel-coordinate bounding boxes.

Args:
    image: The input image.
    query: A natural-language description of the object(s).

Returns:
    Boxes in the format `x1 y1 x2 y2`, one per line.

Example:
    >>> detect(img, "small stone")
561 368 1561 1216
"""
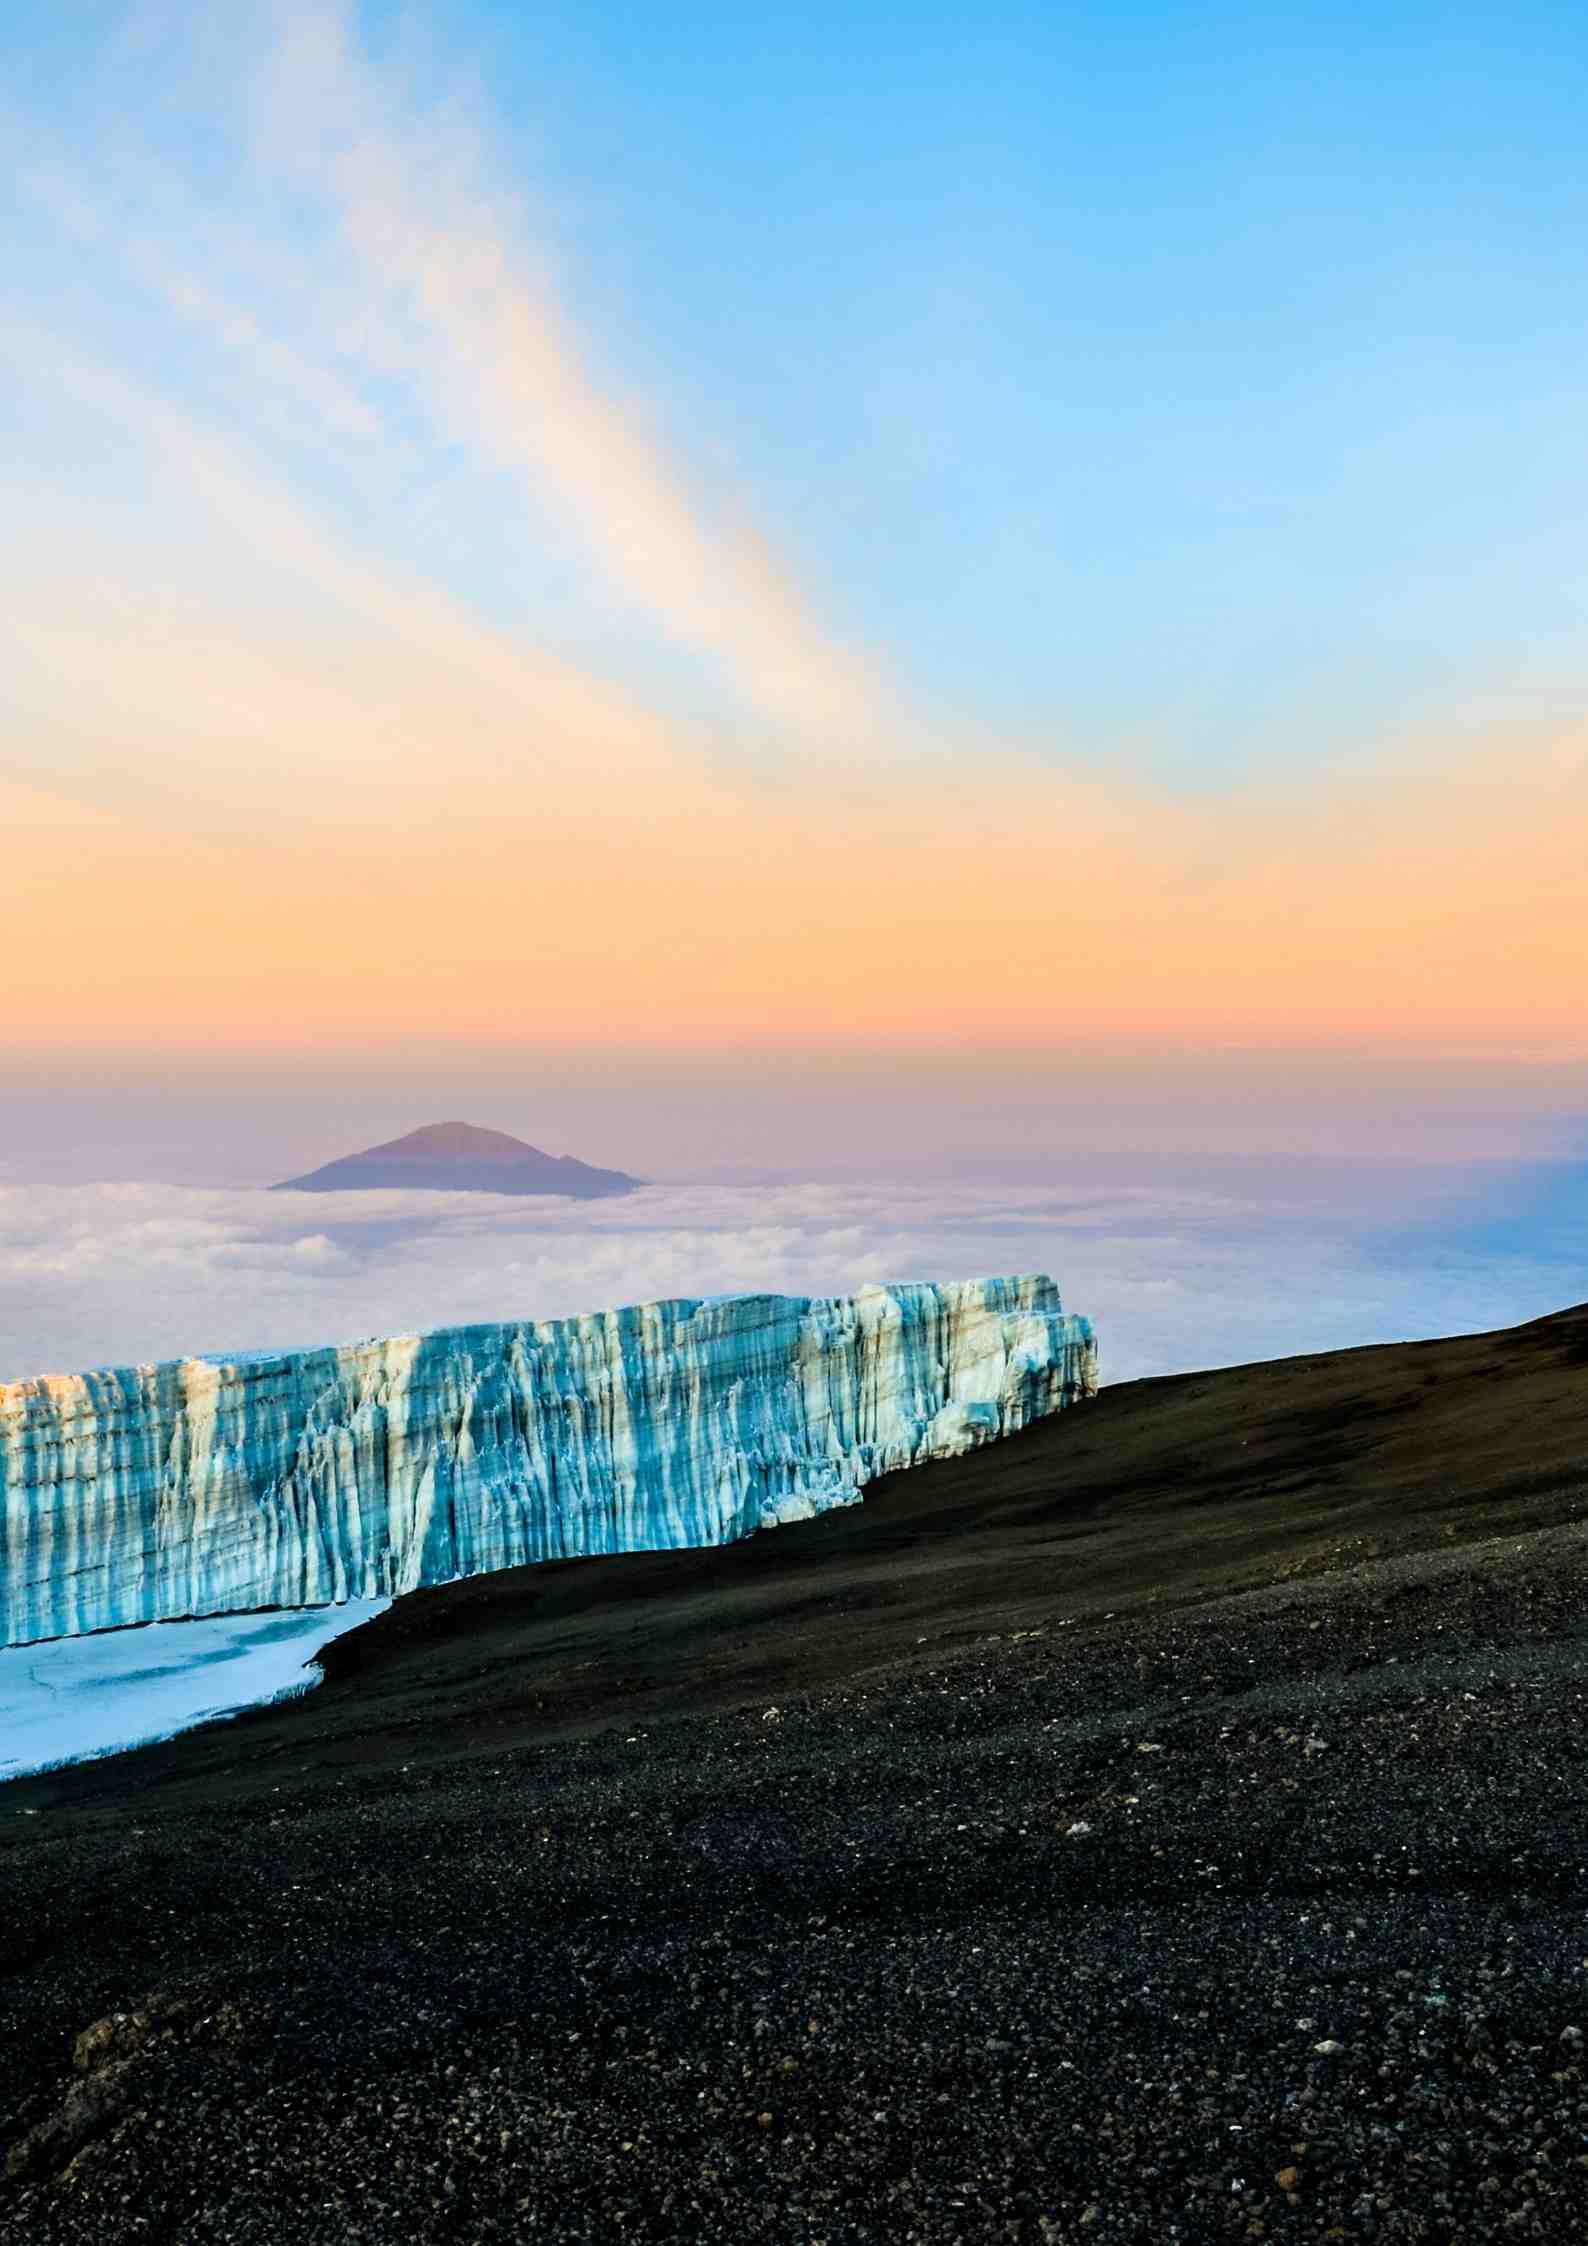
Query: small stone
1312 2039 1345 2056
1275 2165 1302 2191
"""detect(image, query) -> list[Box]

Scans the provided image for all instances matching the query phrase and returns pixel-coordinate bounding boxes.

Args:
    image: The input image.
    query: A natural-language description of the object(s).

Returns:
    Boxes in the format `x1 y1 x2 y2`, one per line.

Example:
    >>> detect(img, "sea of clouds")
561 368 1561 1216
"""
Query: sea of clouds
3 1160 1583 1389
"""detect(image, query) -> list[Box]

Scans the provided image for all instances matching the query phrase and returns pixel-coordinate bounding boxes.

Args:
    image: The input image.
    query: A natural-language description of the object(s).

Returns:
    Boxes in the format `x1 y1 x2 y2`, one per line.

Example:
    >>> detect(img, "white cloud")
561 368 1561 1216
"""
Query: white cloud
256 0 884 742
1 1170 1577 1391
9 4 885 757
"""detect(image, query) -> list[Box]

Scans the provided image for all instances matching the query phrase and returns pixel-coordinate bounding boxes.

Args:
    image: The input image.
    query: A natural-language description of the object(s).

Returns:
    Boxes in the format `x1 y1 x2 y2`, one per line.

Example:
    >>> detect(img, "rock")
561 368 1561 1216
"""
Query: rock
72 1996 193 2074
8 1990 264 2181
6 2060 136 2181
73 2012 147 2074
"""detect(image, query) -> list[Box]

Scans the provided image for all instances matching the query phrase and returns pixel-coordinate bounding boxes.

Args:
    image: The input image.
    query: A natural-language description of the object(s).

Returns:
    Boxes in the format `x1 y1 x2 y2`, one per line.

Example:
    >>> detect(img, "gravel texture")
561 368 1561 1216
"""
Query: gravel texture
2 1305 1587 2244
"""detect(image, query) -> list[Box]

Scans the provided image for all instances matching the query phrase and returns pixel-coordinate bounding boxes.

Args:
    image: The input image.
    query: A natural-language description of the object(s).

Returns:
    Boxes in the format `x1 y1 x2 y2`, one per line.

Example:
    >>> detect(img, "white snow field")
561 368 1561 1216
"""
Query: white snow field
0 1599 389 1783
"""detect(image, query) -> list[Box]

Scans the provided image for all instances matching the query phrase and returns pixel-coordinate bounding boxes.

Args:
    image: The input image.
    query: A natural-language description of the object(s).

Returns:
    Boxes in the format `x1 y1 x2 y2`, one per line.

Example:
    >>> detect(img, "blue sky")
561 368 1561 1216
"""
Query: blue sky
521 0 1588 785
491 0 1588 773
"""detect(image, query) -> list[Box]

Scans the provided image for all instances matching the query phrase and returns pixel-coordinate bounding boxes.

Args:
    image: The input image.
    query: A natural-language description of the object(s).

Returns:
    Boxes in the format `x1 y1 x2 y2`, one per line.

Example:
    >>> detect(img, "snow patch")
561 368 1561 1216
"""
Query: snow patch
0 1600 389 1783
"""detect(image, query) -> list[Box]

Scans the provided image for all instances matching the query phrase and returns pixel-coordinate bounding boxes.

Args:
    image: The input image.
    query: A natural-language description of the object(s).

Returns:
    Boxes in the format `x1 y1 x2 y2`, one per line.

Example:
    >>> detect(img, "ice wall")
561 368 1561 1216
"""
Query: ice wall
0 1276 1096 1648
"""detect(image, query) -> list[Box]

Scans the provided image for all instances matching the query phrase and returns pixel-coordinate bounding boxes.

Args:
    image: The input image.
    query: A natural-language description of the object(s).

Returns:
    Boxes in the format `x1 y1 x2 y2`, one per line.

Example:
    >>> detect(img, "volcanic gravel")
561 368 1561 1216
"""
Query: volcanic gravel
2 1309 1587 2244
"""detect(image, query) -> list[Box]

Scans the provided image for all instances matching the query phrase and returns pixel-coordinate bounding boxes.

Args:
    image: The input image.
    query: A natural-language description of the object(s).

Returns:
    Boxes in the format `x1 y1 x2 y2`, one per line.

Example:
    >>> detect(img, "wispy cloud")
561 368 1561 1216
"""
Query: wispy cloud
15 152 385 446
0 310 688 823
6 0 886 754
256 0 884 742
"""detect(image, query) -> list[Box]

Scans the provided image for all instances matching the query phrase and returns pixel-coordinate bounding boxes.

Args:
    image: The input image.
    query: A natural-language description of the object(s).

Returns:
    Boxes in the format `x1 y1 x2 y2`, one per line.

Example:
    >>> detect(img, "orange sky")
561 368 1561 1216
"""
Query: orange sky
7 711 1586 1062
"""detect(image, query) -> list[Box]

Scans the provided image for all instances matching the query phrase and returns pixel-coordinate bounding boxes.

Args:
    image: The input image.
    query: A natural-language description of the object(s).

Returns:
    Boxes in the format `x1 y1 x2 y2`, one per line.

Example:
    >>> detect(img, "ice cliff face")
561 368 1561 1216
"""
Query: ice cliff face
0 1276 1096 1648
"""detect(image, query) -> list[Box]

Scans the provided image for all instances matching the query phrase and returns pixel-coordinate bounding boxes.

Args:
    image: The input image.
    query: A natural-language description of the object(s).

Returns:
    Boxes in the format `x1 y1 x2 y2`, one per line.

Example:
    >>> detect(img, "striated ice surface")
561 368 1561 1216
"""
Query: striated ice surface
0 1276 1096 1650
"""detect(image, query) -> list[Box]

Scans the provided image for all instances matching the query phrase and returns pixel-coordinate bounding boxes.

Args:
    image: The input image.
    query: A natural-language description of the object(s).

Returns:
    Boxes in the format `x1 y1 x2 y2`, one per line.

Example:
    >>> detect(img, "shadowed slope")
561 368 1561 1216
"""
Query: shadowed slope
5 1307 1588 2246
305 1296 1588 1737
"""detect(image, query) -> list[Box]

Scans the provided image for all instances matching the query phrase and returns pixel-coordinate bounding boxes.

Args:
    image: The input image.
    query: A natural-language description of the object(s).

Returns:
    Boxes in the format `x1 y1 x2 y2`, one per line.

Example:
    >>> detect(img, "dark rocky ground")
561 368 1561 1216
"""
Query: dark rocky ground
3 1304 1588 2244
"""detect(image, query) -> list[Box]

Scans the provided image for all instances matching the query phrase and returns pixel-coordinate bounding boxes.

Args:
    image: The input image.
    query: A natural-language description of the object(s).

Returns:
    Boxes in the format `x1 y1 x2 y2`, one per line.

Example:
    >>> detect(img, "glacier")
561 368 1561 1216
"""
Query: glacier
0 1275 1096 1650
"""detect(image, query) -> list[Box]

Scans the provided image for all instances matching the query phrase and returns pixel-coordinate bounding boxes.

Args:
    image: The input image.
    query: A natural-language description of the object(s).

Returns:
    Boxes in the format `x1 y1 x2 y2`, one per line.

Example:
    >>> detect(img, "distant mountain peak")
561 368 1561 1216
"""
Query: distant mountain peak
272 1121 640 1199
365 1121 552 1160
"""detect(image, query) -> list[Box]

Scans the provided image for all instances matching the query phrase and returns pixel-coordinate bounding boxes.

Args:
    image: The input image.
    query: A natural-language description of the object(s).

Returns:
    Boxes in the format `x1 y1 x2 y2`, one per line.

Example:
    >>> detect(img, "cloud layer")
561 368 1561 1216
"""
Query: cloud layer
3 1165 1581 1391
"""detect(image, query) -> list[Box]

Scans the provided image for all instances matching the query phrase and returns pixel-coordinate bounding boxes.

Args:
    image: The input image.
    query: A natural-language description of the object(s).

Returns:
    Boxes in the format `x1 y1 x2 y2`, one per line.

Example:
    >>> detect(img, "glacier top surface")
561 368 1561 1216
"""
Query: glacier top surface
2 1274 1069 1398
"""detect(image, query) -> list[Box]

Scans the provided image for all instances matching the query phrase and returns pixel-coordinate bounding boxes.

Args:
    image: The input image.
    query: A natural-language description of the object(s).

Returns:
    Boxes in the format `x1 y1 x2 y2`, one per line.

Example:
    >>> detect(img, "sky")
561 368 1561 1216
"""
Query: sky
3 2 1587 1366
